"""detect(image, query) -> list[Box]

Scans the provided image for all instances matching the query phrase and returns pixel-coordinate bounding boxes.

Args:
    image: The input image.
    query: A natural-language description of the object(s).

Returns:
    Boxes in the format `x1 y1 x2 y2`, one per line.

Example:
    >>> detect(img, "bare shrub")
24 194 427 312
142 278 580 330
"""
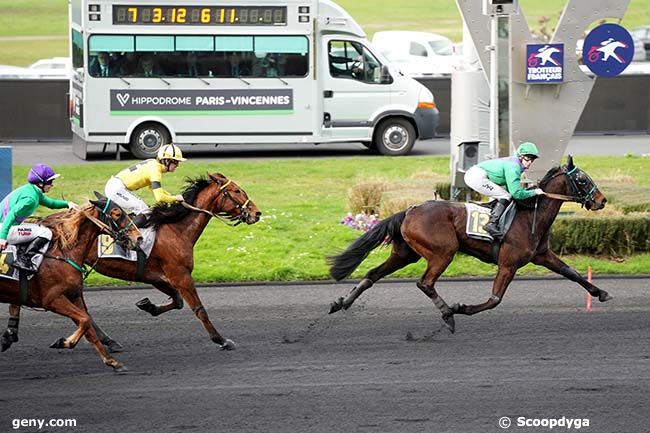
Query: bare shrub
348 181 389 215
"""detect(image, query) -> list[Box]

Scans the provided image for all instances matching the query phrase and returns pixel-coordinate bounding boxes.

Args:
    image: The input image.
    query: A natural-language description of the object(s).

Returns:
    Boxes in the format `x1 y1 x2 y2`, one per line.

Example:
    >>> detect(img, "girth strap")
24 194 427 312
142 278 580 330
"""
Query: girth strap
19 270 28 305
136 249 146 281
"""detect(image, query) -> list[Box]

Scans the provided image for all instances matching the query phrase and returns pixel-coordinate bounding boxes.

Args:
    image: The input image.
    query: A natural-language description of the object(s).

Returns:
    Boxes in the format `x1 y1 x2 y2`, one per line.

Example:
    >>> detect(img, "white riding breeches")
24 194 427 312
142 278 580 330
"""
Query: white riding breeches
105 177 149 215
464 166 512 201
0 223 52 245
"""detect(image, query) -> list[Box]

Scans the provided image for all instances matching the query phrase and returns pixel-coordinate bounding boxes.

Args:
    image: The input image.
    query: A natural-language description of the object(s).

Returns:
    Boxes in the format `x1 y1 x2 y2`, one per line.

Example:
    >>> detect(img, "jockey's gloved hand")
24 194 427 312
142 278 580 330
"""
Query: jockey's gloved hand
0 239 7 252
67 201 79 209
176 194 185 202
534 188 545 196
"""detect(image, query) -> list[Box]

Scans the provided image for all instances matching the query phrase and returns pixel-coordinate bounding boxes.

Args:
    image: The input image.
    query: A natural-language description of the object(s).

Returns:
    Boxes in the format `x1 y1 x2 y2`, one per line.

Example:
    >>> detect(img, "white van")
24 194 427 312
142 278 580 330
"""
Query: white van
69 0 439 158
372 30 460 77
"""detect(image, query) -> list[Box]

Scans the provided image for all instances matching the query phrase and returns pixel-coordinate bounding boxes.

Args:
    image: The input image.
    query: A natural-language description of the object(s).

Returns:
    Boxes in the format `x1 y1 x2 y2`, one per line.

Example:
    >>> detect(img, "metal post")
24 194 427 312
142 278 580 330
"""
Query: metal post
0 146 12 200
489 15 499 158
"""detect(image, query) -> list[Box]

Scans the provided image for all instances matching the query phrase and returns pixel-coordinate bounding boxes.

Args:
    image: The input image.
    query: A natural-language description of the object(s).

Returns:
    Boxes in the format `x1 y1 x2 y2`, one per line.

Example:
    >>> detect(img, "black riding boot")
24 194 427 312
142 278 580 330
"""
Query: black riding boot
484 199 509 237
132 213 150 229
11 236 49 273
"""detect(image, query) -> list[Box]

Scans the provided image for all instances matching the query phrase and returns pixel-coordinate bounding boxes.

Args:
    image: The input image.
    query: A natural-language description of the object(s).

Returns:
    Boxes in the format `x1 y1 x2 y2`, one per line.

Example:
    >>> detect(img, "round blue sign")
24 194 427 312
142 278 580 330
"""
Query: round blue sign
583 23 633 77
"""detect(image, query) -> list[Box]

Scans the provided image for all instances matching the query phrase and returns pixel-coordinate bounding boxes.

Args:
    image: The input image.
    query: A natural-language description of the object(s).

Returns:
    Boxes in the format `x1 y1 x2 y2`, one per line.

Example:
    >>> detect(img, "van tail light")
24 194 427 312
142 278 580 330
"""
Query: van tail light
418 101 436 109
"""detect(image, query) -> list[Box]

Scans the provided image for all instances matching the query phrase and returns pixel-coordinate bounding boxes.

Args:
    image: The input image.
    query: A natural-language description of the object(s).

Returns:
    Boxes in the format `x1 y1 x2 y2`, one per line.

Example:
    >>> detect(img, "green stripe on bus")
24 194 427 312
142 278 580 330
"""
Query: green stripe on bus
110 110 294 116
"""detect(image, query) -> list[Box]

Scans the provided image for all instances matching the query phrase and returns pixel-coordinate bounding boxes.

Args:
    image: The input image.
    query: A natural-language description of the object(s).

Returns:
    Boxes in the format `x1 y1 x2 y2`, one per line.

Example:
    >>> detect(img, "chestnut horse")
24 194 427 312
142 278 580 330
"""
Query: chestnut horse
56 173 257 351
0 195 141 370
328 156 611 332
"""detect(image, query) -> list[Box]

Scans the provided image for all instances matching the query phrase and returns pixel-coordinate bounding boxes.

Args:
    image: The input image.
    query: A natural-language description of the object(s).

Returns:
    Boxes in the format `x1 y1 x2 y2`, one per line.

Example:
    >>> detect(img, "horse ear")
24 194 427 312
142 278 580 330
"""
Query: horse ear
567 155 574 170
94 191 106 200
208 173 222 183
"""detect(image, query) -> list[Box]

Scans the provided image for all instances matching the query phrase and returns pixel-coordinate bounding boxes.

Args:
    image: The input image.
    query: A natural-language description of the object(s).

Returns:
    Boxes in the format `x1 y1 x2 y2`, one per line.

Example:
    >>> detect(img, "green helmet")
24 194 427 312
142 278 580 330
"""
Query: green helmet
516 142 539 159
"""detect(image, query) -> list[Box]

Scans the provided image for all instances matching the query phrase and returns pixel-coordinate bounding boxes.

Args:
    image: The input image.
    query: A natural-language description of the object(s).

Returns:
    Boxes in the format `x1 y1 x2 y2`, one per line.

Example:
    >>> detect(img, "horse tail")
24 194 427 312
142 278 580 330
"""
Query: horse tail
328 210 407 281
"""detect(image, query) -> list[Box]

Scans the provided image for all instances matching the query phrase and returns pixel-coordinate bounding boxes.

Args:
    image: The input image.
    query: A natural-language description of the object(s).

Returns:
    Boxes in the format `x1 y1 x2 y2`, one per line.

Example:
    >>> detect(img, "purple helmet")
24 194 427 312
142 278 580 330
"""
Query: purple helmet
27 164 61 184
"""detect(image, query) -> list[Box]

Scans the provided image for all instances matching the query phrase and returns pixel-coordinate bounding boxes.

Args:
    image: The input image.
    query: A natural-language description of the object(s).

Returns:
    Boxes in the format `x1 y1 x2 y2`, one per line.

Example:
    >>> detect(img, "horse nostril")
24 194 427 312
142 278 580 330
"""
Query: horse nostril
602 198 607 205
255 212 262 218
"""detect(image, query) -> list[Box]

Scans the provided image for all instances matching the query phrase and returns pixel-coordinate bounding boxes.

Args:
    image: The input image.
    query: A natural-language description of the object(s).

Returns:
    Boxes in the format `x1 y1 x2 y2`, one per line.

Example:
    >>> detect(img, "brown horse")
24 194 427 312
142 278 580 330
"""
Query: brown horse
328 156 611 332
77 173 259 351
0 195 141 370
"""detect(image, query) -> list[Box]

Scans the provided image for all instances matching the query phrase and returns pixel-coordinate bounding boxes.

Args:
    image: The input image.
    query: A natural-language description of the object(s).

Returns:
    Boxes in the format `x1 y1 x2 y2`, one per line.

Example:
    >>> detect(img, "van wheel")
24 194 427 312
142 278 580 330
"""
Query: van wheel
130 124 170 159
373 118 416 156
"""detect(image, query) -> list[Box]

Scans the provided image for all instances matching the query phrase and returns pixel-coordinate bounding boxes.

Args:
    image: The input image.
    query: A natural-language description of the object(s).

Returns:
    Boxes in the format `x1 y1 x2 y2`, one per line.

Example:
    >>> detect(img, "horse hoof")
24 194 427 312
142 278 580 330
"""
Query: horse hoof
113 364 129 373
136 298 159 316
599 292 613 302
442 314 456 334
49 337 67 349
219 339 236 351
105 340 125 353
329 297 344 314
0 330 18 352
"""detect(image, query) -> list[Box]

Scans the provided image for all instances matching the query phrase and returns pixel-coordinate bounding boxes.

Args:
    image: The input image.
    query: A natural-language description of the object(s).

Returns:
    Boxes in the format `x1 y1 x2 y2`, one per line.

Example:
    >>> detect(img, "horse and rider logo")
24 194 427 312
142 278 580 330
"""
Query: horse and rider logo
582 23 634 77
526 43 564 83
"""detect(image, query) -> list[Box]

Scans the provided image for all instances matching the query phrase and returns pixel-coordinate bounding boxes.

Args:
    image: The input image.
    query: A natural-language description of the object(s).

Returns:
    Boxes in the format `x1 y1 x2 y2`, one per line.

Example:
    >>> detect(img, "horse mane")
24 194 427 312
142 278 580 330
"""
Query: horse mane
539 165 563 189
40 203 94 251
146 175 216 228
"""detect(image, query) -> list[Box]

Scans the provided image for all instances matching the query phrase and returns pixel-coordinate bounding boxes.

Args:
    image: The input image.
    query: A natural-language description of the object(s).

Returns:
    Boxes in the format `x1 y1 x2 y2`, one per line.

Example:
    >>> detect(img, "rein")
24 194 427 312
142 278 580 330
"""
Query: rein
181 178 251 226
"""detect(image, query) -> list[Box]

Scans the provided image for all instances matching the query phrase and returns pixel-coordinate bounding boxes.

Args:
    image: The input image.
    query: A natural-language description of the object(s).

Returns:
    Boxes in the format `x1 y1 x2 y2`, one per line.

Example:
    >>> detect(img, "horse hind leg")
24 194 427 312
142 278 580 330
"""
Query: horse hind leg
136 283 184 317
416 254 456 333
329 240 419 314
1 304 21 352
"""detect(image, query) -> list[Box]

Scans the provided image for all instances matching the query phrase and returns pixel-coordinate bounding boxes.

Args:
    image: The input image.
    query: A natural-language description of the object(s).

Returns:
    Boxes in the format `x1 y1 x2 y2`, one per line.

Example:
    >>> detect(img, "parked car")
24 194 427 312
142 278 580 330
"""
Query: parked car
576 34 646 63
629 25 650 61
27 57 71 78
0 65 41 79
371 31 461 77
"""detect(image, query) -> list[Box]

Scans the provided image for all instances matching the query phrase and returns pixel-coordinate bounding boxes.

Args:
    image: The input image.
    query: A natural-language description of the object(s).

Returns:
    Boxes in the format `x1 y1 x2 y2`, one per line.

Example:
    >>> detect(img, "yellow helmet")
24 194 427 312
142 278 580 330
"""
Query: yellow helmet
156 144 186 162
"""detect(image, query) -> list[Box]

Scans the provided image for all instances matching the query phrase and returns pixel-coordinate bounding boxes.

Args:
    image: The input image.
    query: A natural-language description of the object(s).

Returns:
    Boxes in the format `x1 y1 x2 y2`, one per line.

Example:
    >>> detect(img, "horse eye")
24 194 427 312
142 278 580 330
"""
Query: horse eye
235 189 241 194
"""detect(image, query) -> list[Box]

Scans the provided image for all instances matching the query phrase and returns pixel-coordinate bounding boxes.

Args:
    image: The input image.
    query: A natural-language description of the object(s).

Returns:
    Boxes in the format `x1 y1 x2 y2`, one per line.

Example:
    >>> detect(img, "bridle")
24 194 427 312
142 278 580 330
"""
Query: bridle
44 199 138 279
563 166 598 207
181 178 252 226
87 199 138 243
541 166 598 206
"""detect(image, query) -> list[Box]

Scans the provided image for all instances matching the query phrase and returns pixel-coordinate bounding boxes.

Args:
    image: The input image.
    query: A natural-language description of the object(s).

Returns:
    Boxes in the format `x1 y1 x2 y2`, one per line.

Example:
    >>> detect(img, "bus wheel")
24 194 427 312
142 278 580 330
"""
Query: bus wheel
373 118 416 156
130 124 170 159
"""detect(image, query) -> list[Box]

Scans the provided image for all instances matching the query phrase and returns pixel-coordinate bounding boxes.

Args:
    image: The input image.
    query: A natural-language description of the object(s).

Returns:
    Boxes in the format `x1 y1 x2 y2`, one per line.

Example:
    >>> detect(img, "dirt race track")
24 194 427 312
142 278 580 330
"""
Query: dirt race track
1 277 649 433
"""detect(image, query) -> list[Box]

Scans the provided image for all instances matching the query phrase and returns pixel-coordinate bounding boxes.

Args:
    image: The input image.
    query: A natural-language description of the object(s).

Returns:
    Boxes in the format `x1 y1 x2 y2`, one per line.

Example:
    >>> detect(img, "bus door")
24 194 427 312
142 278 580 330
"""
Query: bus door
322 38 390 140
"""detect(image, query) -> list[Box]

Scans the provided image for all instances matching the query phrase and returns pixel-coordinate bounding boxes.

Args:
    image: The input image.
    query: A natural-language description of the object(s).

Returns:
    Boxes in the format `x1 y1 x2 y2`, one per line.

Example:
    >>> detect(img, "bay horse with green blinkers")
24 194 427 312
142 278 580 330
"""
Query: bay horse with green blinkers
328 156 610 333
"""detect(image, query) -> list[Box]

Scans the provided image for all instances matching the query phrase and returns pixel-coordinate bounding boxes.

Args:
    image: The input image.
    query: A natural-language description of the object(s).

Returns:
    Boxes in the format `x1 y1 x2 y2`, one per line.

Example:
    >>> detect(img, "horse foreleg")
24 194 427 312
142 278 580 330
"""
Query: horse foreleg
330 241 419 314
46 296 125 370
452 266 517 316
532 250 612 302
90 317 124 353
1 304 21 352
75 294 125 353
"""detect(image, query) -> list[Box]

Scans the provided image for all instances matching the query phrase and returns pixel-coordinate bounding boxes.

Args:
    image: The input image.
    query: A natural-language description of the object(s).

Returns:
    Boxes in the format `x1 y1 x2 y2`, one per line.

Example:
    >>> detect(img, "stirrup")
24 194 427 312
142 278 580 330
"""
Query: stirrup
11 259 37 273
484 223 500 237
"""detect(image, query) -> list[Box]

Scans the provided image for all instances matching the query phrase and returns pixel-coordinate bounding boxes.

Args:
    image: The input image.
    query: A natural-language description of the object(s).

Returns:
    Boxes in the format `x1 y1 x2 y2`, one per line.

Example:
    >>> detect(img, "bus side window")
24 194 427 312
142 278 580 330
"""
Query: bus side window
284 54 307 77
